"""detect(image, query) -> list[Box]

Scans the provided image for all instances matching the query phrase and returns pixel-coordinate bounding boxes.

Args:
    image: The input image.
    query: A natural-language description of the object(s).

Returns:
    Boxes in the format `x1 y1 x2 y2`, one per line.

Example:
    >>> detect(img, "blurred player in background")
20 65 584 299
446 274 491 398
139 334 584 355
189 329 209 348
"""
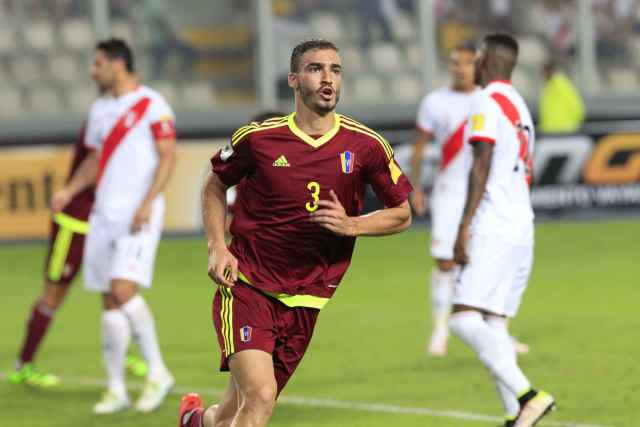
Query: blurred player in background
8 122 146 386
52 38 176 414
450 33 555 427
179 39 412 427
411 43 529 357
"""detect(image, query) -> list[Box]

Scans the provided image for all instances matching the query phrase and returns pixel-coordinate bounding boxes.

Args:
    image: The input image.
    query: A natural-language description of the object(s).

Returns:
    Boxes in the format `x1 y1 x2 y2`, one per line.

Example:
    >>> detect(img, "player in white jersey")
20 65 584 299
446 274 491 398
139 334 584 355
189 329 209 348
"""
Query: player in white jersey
449 34 555 427
410 43 479 356
52 39 176 415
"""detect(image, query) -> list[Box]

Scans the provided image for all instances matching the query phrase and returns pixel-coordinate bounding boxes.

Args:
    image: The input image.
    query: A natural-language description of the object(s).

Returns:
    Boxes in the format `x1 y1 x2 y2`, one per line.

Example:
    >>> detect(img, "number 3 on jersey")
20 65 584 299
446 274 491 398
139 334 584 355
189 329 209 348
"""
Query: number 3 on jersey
305 181 320 212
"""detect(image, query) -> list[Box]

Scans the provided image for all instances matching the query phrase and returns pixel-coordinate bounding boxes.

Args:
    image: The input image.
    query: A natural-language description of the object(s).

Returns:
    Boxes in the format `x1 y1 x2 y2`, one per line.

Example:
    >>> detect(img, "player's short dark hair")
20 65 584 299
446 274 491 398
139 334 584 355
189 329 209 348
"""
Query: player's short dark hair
290 39 339 73
483 33 519 58
96 38 135 72
452 41 476 55
251 111 287 123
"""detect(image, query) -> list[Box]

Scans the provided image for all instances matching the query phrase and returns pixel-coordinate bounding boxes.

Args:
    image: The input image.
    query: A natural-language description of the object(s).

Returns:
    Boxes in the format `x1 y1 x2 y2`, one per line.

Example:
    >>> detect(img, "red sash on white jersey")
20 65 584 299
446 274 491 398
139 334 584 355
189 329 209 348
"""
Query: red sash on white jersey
490 92 533 185
97 97 151 184
440 120 467 171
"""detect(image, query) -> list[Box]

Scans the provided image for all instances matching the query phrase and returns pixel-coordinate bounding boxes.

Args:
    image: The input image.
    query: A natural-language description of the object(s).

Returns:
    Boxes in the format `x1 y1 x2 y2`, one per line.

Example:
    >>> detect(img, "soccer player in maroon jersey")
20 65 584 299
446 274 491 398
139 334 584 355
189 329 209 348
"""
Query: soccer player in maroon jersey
178 39 413 427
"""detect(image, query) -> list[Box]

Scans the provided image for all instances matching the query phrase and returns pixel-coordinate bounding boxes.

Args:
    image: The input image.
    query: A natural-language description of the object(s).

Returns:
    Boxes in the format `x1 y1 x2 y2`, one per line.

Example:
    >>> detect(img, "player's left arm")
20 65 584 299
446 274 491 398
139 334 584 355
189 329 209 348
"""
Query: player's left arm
131 124 177 233
311 190 411 237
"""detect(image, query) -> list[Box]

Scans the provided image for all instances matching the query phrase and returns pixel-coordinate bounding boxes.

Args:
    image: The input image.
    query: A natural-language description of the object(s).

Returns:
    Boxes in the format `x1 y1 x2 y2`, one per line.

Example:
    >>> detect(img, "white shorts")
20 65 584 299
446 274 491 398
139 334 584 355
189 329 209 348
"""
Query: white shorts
83 201 164 293
452 233 533 317
430 190 465 260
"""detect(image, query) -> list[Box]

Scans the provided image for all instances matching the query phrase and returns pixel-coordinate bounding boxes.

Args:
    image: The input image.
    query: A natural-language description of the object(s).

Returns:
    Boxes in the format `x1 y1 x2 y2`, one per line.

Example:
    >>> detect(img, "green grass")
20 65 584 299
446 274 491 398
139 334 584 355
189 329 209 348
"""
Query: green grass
1 219 638 426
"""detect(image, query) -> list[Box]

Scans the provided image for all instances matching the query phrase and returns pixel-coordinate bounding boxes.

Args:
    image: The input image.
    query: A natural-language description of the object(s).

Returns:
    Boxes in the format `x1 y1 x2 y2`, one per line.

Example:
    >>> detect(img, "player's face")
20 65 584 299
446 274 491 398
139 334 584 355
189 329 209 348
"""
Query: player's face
289 48 342 115
449 49 475 90
90 50 116 92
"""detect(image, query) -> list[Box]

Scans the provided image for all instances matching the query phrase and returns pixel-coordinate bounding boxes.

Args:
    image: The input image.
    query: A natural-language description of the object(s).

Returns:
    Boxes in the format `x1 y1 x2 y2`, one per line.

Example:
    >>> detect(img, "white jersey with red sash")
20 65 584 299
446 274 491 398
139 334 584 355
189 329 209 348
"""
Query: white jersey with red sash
464 80 535 244
85 85 176 222
416 85 480 195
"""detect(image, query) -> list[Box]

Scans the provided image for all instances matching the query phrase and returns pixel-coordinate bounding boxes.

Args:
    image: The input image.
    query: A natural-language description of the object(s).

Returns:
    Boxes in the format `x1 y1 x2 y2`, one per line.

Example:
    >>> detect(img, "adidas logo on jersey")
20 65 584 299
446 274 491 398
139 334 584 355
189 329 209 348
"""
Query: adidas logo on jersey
272 155 290 167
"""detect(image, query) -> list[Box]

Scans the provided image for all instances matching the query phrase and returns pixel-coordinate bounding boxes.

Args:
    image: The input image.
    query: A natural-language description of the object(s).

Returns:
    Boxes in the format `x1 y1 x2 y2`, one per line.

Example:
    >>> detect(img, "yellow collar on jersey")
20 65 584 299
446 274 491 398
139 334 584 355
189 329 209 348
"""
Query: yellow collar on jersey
287 112 341 148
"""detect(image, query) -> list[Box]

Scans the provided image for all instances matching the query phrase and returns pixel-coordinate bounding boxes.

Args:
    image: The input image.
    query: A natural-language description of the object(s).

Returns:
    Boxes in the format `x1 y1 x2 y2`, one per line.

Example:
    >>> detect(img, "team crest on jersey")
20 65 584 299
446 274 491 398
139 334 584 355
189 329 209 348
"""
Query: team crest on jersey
240 325 253 343
339 151 354 174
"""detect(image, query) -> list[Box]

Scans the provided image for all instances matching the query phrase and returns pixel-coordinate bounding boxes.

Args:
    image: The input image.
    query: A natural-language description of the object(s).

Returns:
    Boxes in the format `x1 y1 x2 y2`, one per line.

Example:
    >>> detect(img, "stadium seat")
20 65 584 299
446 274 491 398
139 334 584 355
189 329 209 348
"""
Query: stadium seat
341 45 366 72
391 13 417 42
24 20 56 51
182 81 217 109
10 57 42 85
405 43 422 70
517 36 548 68
61 18 94 51
152 81 181 108
26 87 62 115
628 36 640 68
607 67 639 91
0 26 17 54
111 20 134 44
368 42 405 74
309 12 344 41
512 68 536 99
0 88 25 119
389 73 422 102
49 54 81 84
352 74 385 103
67 86 96 113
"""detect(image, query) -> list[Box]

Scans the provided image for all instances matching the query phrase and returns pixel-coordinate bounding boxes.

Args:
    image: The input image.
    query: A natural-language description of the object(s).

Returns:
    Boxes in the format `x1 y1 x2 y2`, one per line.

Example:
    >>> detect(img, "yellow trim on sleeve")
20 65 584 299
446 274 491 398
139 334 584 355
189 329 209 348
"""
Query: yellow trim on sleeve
339 115 394 159
53 212 89 234
231 119 289 146
287 112 341 148
237 271 330 309
389 159 402 184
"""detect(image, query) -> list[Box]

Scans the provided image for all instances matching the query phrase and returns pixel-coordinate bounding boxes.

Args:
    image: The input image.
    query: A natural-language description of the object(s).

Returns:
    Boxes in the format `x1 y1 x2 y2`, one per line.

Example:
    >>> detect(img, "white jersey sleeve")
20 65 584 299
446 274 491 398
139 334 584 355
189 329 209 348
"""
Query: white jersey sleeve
84 99 104 150
147 93 176 141
467 93 499 145
416 93 438 134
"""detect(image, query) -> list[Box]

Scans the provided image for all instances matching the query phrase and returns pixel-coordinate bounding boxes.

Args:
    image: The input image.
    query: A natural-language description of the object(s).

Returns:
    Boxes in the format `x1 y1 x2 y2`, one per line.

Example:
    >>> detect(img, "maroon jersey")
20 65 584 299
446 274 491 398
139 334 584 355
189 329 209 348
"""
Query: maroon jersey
211 113 412 300
63 125 95 221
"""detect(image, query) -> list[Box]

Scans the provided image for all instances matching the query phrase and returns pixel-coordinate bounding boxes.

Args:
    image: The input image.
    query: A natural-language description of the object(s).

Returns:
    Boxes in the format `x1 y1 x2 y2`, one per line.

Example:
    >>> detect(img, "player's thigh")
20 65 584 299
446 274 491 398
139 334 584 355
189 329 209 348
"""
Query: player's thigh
430 193 465 260
110 224 161 288
228 349 277 402
83 216 113 293
454 234 518 315
212 282 278 371
504 244 534 318
272 307 319 395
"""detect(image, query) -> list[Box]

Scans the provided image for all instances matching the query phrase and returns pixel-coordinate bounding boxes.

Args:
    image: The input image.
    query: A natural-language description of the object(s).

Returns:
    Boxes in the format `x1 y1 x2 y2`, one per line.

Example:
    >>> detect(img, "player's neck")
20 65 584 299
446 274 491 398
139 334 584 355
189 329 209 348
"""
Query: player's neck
113 75 139 98
293 107 336 136
451 82 476 93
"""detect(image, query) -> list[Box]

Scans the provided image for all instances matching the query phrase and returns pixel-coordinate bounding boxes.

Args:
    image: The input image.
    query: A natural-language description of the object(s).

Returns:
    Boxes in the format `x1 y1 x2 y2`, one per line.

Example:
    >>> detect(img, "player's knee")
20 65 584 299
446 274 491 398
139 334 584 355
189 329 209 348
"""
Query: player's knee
241 384 277 415
110 281 138 306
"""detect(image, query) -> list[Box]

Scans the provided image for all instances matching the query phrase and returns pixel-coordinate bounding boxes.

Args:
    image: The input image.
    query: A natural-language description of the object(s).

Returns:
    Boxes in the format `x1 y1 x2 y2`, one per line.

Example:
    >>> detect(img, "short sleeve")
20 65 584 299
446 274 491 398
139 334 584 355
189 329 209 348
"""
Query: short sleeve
365 139 413 208
210 132 255 187
148 95 176 141
466 92 498 145
84 99 103 150
416 94 437 134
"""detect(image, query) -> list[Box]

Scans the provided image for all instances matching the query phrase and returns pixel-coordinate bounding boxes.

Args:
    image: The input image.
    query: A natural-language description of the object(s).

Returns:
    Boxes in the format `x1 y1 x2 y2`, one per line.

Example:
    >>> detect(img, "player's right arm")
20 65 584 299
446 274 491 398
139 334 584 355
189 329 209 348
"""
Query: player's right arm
204 129 255 287
410 95 436 216
51 150 98 213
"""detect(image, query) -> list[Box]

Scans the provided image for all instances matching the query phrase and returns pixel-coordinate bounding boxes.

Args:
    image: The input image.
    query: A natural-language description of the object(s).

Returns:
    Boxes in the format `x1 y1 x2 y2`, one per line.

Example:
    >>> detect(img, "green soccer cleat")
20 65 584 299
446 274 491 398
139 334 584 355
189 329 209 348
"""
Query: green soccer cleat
7 363 60 388
126 355 149 378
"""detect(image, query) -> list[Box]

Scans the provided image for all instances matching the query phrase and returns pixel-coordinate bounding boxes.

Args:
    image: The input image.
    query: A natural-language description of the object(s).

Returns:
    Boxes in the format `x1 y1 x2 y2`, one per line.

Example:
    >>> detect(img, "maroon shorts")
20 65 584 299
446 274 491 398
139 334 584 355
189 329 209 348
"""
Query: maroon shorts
43 218 87 286
212 281 319 395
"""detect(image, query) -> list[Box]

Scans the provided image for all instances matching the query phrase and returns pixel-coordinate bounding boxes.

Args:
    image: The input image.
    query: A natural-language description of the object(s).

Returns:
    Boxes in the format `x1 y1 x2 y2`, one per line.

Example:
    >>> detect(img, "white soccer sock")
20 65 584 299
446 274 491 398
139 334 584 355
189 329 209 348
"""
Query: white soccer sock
485 316 521 418
449 311 531 396
121 294 168 379
430 267 456 335
102 309 130 398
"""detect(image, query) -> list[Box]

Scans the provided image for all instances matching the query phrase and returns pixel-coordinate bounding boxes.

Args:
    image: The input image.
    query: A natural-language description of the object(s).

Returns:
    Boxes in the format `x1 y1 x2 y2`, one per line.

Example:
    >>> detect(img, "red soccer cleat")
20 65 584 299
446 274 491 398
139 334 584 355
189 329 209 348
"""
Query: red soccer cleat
178 393 204 427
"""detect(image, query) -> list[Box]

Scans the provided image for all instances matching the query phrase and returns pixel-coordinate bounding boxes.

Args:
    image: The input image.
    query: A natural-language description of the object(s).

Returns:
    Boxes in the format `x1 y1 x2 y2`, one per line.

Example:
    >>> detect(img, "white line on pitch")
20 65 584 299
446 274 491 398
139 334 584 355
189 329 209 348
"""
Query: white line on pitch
3 374 613 427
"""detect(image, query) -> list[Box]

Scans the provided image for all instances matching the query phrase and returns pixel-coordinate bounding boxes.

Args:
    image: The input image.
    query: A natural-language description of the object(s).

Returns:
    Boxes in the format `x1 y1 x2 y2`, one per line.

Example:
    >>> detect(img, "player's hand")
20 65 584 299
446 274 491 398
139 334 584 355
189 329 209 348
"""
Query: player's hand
51 188 73 213
453 224 470 265
410 191 428 217
207 244 238 287
310 190 357 237
131 202 152 233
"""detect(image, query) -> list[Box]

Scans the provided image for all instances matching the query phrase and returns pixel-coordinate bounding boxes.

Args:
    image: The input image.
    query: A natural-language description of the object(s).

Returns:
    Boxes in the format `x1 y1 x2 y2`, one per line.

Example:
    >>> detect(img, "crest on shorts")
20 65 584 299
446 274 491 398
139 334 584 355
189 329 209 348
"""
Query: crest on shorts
340 151 354 174
240 325 253 343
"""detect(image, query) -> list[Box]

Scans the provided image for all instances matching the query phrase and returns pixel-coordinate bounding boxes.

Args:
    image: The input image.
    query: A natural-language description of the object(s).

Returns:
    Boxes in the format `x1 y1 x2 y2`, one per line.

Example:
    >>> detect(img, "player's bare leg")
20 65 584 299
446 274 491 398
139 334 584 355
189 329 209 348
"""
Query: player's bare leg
8 280 69 388
427 258 456 356
227 349 277 427
111 279 175 413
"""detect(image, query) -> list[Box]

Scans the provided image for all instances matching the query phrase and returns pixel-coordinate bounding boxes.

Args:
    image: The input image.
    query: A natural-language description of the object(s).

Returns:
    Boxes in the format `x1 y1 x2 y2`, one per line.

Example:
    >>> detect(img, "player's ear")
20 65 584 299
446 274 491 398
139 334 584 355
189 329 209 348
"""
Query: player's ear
287 72 298 89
